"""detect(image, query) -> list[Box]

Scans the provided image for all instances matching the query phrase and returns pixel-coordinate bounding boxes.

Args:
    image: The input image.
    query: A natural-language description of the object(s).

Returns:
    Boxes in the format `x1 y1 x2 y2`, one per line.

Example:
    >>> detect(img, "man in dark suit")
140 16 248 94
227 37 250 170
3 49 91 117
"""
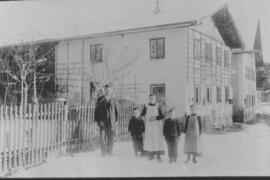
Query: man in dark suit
94 83 118 156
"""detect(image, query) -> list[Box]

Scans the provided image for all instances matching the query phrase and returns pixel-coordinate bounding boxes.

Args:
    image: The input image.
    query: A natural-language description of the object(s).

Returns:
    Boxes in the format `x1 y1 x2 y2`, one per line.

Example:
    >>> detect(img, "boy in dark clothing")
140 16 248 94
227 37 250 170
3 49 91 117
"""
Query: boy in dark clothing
163 108 181 163
128 107 145 157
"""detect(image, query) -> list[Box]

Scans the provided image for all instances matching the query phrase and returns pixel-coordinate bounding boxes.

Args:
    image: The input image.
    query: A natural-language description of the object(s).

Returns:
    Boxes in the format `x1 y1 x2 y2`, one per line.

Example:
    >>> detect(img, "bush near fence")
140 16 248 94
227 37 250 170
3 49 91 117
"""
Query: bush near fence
0 98 135 176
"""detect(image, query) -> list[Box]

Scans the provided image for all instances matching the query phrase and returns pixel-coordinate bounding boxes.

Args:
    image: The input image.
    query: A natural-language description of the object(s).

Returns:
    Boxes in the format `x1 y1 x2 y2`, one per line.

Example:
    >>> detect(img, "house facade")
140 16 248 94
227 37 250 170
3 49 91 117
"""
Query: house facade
232 51 257 122
55 5 245 128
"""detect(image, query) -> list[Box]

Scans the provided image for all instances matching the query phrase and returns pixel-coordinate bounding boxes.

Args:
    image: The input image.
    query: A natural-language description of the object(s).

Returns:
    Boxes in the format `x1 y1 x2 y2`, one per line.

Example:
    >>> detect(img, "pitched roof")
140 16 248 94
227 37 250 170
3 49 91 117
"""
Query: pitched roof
0 0 244 49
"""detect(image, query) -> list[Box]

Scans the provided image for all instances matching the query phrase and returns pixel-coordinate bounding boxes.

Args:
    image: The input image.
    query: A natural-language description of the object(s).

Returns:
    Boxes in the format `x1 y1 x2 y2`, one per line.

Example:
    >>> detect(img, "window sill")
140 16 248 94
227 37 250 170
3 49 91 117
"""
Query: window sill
150 57 165 60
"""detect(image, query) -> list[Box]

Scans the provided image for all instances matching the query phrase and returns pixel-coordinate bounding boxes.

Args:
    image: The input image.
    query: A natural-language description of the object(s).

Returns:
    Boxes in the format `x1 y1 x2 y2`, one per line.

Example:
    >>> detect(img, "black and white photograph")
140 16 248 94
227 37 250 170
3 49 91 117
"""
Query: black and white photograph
0 0 269 177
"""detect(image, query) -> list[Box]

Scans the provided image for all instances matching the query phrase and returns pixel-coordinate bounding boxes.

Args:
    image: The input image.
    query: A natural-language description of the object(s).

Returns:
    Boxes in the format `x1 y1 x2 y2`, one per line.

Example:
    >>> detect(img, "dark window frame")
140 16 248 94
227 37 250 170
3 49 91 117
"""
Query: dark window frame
206 87 211 103
194 85 200 104
216 86 222 103
150 83 166 103
150 37 165 59
90 44 103 63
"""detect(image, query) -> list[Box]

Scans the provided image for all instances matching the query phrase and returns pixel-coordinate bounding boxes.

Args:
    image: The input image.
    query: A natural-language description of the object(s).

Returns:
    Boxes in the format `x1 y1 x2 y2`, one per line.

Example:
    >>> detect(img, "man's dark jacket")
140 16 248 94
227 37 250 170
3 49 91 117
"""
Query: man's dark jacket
128 117 145 137
94 96 118 127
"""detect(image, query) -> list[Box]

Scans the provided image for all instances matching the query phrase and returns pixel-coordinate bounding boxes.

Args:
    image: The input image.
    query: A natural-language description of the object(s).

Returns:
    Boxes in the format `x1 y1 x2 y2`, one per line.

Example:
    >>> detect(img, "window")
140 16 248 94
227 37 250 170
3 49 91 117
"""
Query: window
206 87 211 103
216 47 221 65
216 87 222 103
193 39 201 60
90 44 103 63
225 87 230 103
194 85 200 104
150 84 166 103
205 43 212 63
150 38 165 59
224 50 229 67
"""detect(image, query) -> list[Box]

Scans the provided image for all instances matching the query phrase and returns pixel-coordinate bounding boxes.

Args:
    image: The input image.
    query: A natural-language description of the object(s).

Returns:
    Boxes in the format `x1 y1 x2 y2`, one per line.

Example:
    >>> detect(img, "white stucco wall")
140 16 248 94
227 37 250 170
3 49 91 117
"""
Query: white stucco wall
55 16 235 125
232 53 257 122
56 27 188 117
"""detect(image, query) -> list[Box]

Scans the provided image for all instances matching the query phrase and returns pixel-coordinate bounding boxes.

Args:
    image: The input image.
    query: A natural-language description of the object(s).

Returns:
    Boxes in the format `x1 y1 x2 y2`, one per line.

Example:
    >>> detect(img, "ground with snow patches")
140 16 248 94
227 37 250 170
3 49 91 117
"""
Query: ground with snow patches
11 104 270 177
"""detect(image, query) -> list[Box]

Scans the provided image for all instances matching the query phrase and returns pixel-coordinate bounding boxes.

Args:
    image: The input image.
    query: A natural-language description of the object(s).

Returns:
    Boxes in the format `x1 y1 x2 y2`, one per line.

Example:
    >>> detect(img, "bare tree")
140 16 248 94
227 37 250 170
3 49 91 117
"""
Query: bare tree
0 43 56 106
85 39 141 105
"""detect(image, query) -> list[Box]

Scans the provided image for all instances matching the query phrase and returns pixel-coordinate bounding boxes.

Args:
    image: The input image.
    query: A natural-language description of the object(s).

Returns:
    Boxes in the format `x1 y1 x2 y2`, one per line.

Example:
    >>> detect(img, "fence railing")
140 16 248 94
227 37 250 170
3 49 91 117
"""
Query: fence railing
0 98 135 176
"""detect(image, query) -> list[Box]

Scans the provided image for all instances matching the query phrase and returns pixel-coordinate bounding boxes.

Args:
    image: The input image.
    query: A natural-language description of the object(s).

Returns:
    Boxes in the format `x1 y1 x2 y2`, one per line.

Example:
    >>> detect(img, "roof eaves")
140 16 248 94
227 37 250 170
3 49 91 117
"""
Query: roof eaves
225 5 246 49
0 20 197 49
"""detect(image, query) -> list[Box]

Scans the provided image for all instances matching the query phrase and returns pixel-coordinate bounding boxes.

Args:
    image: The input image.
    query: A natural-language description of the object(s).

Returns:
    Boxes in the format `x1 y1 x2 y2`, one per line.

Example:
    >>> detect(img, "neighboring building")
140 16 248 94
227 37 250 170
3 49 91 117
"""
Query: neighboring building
253 20 264 69
232 50 257 123
253 20 265 90
55 3 246 128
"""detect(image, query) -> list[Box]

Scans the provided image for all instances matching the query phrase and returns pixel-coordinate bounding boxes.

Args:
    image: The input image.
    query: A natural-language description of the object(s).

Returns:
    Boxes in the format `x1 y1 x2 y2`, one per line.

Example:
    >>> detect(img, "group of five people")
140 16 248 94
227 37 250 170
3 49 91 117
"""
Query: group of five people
94 84 202 163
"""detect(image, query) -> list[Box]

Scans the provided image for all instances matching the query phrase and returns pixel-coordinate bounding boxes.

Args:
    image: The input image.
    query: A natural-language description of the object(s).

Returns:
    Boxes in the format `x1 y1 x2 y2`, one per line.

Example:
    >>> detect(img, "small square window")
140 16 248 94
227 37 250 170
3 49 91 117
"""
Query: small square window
150 84 166 103
150 38 165 59
90 44 103 63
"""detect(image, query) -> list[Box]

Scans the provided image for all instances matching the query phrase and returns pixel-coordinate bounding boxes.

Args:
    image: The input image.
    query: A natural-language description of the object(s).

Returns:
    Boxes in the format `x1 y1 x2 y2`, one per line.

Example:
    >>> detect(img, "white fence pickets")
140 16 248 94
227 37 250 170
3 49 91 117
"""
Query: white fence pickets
0 98 135 175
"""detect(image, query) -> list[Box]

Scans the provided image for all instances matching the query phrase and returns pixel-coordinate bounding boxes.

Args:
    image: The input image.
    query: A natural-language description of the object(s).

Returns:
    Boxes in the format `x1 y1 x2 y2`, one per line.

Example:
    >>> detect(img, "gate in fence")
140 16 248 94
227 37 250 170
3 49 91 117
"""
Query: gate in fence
0 98 135 176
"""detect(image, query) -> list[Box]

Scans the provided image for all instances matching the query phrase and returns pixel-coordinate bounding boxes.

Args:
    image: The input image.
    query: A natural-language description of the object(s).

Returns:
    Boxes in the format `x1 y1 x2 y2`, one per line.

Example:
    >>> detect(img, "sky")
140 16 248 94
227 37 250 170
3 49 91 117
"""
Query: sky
0 0 269 62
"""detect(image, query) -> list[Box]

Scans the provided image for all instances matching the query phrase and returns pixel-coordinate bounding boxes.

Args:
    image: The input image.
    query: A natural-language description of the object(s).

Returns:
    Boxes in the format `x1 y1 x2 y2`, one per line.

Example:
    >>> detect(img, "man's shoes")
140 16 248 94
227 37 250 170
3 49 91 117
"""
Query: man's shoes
193 158 197 164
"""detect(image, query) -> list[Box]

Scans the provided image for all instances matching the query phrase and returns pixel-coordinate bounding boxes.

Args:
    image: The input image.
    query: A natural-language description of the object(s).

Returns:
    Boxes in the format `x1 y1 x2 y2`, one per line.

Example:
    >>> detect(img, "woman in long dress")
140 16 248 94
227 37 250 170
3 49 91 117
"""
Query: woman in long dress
141 94 165 161
184 104 202 163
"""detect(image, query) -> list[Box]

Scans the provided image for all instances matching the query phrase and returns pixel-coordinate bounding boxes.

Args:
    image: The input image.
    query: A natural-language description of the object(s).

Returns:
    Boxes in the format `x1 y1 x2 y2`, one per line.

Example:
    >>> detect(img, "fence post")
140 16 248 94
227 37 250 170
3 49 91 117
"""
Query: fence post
64 102 68 154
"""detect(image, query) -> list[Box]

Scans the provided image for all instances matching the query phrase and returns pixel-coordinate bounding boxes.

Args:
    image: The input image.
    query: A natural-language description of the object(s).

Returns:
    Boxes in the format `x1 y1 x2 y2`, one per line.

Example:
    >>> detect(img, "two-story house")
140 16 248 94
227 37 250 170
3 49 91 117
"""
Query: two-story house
55 3 245 128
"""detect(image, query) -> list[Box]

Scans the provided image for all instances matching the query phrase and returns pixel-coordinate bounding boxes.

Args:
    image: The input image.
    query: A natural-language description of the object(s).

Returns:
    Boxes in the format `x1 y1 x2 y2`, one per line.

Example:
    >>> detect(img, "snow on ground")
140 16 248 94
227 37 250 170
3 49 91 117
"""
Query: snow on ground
11 117 270 177
256 102 270 115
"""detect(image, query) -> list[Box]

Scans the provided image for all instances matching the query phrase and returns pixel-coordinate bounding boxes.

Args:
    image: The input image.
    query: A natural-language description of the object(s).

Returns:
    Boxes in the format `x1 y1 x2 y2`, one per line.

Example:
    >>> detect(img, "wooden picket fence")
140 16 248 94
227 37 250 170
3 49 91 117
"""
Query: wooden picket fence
0 98 135 176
